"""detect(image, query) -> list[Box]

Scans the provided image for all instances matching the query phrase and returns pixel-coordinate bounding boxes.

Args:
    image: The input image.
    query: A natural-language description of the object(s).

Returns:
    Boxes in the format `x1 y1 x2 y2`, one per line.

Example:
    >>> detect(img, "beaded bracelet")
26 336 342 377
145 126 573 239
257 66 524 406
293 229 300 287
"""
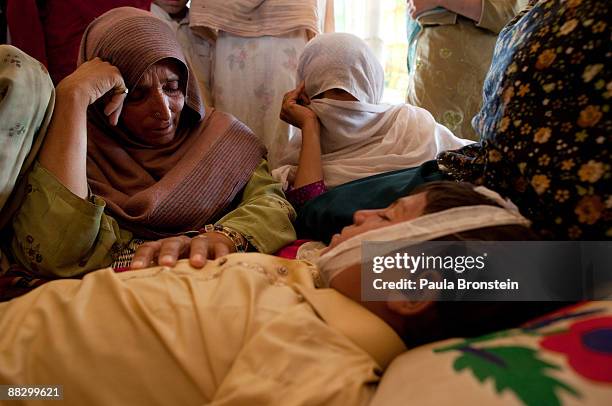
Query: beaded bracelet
199 224 248 253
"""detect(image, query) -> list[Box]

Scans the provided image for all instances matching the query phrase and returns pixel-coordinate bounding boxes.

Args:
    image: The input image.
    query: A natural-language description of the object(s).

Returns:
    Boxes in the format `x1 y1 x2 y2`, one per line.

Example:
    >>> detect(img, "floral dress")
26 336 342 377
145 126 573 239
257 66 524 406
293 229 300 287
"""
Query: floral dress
438 0 611 240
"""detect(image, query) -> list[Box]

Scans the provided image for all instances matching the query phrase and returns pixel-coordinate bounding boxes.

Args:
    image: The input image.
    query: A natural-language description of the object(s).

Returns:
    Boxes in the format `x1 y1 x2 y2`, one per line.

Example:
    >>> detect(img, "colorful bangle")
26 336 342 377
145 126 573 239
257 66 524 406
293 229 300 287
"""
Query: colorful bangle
199 224 248 253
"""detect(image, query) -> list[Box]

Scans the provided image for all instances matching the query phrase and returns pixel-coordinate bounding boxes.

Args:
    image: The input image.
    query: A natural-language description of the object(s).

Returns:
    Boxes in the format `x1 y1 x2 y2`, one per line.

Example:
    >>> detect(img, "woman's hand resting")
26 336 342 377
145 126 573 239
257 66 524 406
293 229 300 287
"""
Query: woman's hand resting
130 232 236 270
280 81 319 130
56 57 128 126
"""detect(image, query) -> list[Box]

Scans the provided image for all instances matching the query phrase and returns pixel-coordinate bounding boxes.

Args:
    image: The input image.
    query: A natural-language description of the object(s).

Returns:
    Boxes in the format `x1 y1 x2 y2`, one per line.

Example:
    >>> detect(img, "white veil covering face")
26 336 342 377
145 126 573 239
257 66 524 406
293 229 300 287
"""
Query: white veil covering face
312 187 531 287
272 33 473 189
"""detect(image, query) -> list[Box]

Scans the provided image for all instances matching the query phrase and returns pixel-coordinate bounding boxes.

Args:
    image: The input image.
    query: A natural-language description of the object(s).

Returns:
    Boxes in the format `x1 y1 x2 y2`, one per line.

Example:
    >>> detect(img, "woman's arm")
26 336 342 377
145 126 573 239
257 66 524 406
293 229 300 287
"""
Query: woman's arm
293 120 323 188
38 58 128 199
438 0 482 22
11 163 133 277
280 82 324 189
476 0 528 33
130 161 299 267
407 0 482 21
407 0 525 33
216 160 297 254
130 161 298 269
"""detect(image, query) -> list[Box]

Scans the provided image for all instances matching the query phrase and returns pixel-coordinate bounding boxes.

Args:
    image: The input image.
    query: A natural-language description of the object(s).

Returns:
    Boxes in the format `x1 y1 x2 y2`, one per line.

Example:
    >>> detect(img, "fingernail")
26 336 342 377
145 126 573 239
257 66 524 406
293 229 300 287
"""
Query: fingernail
131 260 143 268
192 254 203 263
160 255 173 264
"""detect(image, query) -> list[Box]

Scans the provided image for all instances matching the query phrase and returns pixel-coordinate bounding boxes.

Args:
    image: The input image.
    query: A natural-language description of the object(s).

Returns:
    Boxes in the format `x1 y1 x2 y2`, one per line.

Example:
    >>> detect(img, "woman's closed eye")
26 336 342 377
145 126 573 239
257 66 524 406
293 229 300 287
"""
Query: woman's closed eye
125 87 148 104
378 212 392 222
164 80 181 95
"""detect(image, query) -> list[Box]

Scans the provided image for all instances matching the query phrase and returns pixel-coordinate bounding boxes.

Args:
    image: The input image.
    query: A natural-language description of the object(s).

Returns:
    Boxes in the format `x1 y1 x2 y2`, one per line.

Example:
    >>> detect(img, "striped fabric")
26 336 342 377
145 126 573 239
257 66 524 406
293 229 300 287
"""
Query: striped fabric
190 0 321 38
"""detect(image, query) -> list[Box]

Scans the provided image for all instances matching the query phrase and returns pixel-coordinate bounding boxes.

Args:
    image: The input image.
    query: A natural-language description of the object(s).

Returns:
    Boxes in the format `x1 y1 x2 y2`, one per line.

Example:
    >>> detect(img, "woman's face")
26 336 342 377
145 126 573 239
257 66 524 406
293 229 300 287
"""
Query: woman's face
312 88 358 101
153 0 189 15
121 60 185 147
327 193 428 249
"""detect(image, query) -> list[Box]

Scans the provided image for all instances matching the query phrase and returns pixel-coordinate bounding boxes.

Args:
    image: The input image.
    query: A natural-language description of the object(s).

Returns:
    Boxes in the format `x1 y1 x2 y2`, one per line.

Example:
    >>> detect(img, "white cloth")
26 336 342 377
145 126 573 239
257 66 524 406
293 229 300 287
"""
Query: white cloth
189 0 323 38
150 4 214 106
212 30 309 168
317 203 531 287
272 33 473 189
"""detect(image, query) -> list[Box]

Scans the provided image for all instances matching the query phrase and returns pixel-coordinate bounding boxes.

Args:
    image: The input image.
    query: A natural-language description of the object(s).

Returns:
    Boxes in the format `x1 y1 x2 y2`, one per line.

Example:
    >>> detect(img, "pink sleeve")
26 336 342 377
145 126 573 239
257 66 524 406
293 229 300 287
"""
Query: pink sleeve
285 180 328 208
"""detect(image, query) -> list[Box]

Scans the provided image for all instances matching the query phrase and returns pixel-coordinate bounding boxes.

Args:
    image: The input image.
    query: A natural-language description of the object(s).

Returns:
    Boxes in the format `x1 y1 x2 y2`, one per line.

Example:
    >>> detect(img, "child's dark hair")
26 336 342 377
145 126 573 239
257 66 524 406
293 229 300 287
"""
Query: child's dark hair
400 181 565 347
411 181 540 241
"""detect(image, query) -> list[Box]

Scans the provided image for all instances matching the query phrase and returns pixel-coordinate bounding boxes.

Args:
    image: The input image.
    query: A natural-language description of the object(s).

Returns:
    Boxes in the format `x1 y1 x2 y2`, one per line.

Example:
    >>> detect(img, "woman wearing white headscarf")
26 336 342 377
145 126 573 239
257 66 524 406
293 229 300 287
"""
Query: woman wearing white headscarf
272 33 472 206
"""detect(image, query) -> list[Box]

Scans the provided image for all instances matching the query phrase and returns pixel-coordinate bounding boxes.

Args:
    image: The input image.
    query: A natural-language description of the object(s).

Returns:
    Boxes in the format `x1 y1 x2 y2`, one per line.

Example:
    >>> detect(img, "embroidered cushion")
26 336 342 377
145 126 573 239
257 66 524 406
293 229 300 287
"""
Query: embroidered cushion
372 301 612 406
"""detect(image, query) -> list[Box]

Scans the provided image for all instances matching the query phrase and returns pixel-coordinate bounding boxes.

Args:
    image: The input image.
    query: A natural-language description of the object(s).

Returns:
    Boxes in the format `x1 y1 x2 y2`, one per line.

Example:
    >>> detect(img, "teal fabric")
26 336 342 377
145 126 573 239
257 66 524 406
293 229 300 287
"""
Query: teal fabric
296 160 447 243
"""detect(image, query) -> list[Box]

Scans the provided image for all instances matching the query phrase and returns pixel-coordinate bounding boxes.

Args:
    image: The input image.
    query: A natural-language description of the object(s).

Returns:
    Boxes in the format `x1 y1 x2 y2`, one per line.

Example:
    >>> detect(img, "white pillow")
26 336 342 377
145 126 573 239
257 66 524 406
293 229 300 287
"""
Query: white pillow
371 301 612 406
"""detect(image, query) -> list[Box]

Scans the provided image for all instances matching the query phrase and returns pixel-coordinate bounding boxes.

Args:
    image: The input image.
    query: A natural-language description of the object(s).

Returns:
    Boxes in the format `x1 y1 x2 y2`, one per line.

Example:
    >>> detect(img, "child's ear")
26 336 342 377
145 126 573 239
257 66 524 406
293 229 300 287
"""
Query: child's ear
386 270 442 316
387 298 433 316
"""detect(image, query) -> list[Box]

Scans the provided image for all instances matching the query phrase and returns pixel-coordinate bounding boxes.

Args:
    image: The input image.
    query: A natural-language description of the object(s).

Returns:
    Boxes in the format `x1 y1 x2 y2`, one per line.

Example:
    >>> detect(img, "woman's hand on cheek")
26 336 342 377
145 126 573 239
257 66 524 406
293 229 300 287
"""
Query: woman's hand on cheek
280 81 319 129
130 232 235 270
55 57 128 126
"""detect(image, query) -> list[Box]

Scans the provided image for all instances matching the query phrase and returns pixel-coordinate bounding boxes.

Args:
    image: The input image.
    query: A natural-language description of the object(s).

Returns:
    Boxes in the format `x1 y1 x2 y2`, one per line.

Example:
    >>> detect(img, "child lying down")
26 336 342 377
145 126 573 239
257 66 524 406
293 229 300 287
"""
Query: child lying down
0 182 562 405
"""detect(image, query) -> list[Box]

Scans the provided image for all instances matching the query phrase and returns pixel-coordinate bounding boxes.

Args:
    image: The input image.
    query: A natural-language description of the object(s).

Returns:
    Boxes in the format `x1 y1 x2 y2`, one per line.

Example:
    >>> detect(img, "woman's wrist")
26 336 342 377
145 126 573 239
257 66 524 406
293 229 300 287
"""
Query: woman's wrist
301 117 320 131
300 118 321 145
55 82 91 108
198 224 248 252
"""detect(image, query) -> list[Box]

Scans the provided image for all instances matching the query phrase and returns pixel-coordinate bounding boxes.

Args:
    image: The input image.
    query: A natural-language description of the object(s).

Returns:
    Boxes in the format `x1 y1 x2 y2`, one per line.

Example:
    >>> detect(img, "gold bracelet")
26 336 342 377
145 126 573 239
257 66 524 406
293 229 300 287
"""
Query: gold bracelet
199 224 248 253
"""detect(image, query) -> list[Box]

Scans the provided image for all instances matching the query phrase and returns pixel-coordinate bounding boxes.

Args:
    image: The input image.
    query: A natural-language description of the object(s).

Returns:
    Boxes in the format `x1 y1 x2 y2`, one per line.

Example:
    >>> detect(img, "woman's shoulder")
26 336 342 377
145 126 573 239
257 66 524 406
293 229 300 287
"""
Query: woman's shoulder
201 108 260 140
202 108 241 128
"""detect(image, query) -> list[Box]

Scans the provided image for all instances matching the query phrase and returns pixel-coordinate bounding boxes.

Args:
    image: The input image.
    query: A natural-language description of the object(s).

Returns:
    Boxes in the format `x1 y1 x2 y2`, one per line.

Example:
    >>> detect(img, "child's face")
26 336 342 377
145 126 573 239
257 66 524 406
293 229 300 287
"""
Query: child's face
154 0 188 15
327 193 428 250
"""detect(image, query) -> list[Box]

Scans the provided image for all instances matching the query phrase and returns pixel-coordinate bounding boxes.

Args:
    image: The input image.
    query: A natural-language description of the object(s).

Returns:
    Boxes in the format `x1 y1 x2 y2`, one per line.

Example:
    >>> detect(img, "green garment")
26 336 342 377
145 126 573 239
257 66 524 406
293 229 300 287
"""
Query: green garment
406 0 528 140
0 45 54 229
296 160 446 243
12 160 296 278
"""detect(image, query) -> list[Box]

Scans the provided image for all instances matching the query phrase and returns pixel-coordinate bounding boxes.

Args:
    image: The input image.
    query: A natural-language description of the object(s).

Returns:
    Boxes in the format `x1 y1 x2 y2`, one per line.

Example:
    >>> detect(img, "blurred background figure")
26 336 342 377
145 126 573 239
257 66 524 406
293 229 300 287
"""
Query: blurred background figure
6 0 152 84
150 0 214 106
189 0 334 169
405 0 528 140
0 0 7 44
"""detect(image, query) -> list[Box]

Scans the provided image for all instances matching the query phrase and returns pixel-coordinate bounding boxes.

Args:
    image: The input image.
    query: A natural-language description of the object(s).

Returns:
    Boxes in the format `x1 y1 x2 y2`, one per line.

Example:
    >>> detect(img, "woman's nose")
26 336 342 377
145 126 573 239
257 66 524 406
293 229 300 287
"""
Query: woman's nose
151 91 171 120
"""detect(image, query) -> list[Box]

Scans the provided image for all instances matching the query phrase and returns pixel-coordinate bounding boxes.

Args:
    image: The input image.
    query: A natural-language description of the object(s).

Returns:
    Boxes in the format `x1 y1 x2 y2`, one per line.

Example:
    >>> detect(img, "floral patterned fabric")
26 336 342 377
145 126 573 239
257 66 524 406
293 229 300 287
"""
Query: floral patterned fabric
212 30 308 169
285 180 328 209
406 0 527 140
0 45 54 229
191 1 333 169
371 301 612 406
438 0 611 240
